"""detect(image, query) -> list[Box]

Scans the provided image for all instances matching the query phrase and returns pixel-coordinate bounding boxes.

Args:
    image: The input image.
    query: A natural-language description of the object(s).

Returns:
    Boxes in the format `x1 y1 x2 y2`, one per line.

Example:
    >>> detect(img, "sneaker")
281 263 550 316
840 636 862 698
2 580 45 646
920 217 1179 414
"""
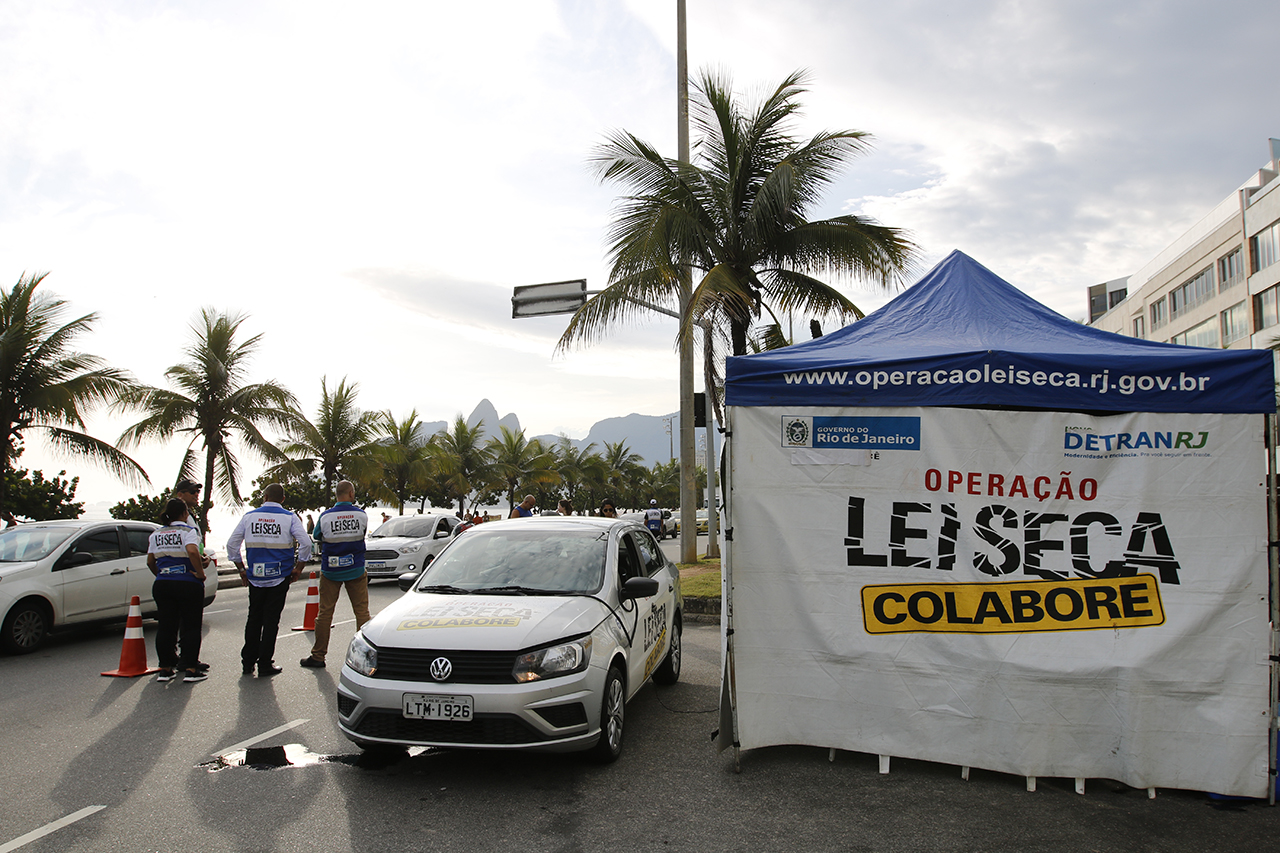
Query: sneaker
156 669 176 683
196 661 210 672
300 656 326 669
259 663 283 676
183 670 208 683
242 662 255 675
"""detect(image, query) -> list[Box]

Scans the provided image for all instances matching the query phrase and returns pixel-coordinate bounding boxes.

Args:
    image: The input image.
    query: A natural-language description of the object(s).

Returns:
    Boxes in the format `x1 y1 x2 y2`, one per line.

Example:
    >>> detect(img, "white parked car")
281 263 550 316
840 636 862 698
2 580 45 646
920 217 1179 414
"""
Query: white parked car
363 514 462 579
337 516 682 762
0 519 218 654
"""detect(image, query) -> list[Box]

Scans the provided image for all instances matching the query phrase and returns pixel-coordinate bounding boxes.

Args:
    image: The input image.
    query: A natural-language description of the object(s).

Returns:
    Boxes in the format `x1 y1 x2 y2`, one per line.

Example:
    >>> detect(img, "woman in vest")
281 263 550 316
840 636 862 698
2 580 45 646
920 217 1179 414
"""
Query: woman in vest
147 498 208 683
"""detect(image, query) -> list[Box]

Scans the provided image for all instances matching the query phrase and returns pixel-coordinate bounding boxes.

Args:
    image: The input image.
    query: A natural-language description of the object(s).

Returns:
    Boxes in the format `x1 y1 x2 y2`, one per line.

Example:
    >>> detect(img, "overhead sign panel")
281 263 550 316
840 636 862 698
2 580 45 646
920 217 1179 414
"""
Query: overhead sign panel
511 279 587 318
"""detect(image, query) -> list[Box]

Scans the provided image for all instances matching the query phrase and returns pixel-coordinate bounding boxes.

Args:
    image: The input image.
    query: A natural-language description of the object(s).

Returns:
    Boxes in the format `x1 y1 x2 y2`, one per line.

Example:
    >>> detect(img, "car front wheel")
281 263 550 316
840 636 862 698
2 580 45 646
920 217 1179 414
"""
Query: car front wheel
590 666 626 763
2 600 50 655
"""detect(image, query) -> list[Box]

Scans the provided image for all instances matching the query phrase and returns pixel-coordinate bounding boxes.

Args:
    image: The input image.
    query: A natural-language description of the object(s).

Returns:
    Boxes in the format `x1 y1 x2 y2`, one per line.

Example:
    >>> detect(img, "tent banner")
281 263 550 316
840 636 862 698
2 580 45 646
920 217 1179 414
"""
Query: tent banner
728 405 1272 796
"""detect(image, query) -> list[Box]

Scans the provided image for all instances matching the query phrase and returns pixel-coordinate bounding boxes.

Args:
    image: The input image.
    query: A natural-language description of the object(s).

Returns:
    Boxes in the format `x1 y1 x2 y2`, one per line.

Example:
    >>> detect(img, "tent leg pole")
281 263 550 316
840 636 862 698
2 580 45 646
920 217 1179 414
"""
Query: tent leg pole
828 748 836 763
1026 776 1036 793
961 765 970 781
878 755 890 774
1074 778 1085 795
1147 787 1156 799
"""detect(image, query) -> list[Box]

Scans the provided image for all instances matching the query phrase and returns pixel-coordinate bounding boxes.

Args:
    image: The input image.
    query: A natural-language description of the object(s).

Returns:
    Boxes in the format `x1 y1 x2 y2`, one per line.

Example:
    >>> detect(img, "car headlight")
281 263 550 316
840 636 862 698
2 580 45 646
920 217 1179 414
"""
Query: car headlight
512 637 592 683
398 542 424 554
346 633 377 676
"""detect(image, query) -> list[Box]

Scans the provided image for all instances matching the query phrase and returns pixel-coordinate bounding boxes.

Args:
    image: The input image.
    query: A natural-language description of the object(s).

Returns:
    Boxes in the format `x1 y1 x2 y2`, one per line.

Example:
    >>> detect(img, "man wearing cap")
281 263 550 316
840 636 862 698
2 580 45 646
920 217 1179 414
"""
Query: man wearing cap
174 479 206 536
644 499 664 538
301 480 370 669
173 478 213 672
226 483 312 676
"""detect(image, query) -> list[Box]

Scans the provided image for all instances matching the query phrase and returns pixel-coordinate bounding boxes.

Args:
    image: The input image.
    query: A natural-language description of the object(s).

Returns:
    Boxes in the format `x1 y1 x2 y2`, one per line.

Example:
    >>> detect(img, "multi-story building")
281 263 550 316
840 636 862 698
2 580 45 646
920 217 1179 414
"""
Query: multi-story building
1089 139 1280 354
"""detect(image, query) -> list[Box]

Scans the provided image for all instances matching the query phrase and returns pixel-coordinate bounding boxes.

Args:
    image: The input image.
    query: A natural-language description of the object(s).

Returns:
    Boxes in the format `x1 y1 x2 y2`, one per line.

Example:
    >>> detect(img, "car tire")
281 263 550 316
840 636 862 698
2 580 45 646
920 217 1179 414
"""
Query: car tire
590 665 626 763
2 599 50 655
653 615 681 685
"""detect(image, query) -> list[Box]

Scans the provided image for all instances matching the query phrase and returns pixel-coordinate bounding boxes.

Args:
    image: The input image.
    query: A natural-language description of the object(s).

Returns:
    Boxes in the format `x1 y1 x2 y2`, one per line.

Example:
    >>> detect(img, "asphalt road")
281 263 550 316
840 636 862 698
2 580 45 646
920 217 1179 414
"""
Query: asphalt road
2 575 1278 853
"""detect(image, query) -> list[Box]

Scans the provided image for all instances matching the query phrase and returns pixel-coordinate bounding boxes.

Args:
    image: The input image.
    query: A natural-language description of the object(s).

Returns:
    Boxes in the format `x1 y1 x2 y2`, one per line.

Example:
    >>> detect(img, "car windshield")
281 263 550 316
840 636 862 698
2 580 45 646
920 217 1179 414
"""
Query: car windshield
0 526 76 562
416 527 607 595
372 517 437 538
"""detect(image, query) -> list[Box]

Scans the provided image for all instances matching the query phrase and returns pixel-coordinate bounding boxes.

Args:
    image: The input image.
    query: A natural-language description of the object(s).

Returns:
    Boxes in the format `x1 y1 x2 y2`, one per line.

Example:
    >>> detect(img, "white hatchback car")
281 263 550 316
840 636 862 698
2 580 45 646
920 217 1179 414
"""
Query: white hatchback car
337 516 682 762
363 513 462 579
0 519 218 654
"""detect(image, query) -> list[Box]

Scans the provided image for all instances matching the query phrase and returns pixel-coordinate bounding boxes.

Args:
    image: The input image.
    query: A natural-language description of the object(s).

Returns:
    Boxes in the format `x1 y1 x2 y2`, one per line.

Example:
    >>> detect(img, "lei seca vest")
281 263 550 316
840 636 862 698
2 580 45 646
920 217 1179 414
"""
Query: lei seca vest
151 523 200 583
241 505 299 585
316 503 367 579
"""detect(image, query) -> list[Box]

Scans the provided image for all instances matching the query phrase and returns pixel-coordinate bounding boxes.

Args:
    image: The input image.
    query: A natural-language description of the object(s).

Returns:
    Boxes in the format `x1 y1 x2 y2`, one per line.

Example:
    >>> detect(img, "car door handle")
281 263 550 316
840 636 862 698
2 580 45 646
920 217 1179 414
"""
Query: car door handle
110 569 126 575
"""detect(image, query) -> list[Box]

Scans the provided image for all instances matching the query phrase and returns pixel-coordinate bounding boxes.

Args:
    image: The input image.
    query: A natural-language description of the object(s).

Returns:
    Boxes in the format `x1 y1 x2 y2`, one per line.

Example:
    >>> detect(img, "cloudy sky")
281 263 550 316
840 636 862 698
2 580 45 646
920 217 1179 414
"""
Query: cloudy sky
3 0 1278 512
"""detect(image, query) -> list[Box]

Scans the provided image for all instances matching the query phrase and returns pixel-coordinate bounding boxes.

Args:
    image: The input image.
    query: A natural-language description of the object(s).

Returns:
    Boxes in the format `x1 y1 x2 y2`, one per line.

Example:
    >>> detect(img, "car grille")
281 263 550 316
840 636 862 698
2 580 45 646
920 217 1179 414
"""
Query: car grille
364 549 399 561
533 702 587 728
352 710 548 744
373 647 519 684
337 693 358 717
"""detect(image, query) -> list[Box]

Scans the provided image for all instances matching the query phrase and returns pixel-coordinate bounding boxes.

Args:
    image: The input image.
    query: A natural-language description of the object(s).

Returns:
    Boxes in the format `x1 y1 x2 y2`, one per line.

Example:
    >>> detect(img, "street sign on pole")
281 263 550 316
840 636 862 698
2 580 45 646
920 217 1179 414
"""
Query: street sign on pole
511 279 588 318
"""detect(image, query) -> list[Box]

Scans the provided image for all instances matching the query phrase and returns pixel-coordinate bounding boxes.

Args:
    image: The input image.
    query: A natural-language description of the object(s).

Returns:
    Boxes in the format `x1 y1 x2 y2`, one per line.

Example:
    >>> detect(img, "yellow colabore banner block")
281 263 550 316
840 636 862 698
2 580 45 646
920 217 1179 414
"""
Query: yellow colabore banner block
861 574 1164 634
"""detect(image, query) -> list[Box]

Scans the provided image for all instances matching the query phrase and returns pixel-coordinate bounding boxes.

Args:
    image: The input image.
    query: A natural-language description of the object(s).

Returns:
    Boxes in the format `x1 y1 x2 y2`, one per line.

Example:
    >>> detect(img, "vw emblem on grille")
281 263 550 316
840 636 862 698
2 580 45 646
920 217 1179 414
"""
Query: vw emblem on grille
429 657 453 681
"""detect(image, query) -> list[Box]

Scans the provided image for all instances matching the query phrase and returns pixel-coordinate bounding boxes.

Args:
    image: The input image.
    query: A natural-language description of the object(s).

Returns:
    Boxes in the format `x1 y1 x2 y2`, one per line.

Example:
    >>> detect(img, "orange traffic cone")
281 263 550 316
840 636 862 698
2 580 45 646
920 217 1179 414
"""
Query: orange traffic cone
101 595 161 677
292 572 320 631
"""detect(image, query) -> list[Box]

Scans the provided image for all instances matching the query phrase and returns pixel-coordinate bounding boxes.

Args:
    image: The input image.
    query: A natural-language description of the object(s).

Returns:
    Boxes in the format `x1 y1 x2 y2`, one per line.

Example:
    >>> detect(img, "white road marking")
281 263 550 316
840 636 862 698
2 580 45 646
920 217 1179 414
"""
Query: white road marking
0 805 106 853
213 719 309 757
204 608 232 614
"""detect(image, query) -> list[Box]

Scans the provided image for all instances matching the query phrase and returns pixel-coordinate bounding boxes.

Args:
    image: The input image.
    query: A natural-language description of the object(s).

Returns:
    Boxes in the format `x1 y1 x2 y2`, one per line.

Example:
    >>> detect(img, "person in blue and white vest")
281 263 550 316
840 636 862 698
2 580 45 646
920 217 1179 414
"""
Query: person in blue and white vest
300 479 370 669
147 498 208 683
226 483 312 676
644 499 663 537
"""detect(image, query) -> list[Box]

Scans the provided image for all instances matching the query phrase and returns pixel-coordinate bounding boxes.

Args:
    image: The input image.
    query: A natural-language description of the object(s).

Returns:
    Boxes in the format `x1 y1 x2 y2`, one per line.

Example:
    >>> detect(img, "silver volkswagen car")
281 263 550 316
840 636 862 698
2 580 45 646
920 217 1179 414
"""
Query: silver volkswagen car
362 513 461 579
336 516 681 762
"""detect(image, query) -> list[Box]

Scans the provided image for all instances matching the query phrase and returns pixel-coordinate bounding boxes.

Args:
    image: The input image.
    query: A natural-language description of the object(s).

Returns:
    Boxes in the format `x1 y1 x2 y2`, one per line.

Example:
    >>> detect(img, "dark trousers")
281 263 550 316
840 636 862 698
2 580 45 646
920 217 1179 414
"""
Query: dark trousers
241 579 291 668
153 578 204 670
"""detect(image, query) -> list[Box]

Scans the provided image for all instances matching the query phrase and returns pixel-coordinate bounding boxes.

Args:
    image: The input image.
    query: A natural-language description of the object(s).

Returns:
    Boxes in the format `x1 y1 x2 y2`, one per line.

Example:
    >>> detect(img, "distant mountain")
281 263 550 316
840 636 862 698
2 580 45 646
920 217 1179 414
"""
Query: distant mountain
418 399 712 468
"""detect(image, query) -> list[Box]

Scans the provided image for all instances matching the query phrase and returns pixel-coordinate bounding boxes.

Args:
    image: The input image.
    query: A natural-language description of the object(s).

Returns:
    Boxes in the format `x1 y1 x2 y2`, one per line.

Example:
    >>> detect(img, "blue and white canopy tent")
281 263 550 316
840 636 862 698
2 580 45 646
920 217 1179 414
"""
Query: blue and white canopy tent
718 250 1278 798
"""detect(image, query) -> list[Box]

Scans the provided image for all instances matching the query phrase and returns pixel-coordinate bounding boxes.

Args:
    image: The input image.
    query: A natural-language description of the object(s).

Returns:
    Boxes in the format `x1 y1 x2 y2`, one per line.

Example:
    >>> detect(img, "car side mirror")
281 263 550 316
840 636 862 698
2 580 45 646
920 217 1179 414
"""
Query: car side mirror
434 530 450 539
398 571 419 592
621 576 659 600
55 552 95 571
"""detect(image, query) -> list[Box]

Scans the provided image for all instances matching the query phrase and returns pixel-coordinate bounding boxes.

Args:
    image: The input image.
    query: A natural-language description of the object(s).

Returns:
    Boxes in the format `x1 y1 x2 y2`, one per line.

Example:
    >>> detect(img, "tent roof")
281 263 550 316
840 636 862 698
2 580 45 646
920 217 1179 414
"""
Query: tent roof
725 250 1276 413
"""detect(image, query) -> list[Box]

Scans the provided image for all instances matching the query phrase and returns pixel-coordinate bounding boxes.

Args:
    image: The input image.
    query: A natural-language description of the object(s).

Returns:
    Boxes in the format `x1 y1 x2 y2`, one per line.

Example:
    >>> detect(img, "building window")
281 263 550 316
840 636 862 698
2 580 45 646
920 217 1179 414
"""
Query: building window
1171 316 1220 348
1251 221 1280 274
1169 267 1214 320
1221 301 1249 345
1150 297 1167 330
1254 285 1280 332
1132 315 1145 339
1218 246 1244 290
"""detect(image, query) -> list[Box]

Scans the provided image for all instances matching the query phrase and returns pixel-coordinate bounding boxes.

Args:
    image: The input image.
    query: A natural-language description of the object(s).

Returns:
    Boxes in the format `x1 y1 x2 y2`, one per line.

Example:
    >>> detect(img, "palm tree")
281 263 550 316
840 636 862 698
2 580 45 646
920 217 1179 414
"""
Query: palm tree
116 308 297 534
431 416 496 517
601 440 644 506
0 273 148 517
559 69 916 405
551 437 604 511
263 376 382 503
487 426 558 513
370 409 438 514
